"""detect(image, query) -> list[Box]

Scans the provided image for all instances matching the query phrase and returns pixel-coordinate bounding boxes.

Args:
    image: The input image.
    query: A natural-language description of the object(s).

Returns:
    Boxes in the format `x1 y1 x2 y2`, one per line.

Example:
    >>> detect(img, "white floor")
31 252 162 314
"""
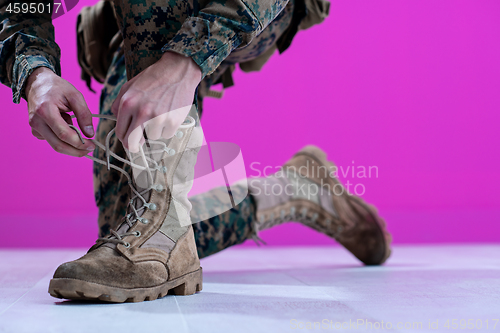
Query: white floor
0 245 499 333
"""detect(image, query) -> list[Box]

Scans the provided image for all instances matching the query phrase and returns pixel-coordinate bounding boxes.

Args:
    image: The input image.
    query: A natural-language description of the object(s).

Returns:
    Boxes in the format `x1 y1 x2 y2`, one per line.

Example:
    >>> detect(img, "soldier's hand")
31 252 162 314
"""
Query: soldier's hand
25 67 95 157
111 51 201 152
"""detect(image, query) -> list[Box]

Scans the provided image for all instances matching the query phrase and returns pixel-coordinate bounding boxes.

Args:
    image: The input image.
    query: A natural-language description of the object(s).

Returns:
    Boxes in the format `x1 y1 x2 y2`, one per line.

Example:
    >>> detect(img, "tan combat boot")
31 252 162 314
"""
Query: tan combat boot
49 115 203 302
247 145 392 265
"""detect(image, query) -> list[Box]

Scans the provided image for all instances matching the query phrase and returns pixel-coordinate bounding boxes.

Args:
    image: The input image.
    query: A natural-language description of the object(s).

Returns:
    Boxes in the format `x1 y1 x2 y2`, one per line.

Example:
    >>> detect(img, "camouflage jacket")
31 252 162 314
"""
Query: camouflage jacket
0 0 289 103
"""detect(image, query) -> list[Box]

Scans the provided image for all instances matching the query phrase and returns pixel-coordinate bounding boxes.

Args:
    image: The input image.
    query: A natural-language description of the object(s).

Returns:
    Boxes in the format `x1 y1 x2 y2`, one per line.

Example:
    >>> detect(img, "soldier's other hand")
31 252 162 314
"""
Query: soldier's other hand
111 51 202 153
25 67 96 157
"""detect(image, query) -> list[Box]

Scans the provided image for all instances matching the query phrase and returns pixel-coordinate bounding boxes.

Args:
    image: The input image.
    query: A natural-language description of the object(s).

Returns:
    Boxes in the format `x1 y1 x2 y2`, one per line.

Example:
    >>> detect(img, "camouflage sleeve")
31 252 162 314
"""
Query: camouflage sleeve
162 0 289 78
0 0 61 104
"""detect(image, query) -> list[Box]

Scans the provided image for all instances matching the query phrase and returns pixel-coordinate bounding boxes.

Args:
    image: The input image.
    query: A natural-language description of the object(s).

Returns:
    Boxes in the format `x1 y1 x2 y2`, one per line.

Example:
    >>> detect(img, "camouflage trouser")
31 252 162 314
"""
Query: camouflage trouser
94 0 295 259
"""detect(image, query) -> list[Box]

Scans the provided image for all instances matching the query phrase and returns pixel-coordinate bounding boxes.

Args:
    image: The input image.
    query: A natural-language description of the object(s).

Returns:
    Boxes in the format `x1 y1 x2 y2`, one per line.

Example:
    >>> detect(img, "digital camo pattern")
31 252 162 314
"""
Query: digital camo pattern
111 0 195 80
196 0 294 113
0 0 61 103
190 185 256 259
92 52 128 238
224 0 293 65
112 0 290 79
1 0 292 101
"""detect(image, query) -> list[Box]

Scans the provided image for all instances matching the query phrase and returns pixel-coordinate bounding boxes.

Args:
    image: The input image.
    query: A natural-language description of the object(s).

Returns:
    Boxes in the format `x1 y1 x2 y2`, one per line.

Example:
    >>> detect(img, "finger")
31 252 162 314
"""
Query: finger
65 88 94 137
115 93 141 147
126 120 146 153
37 122 94 157
144 112 167 141
160 105 192 140
115 109 133 148
43 103 95 151
111 81 130 116
32 128 45 140
124 103 153 152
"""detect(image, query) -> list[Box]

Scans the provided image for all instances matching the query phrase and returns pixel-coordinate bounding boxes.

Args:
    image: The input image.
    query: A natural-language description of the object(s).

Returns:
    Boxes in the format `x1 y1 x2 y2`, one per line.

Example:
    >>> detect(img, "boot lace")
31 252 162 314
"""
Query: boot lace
70 114 195 248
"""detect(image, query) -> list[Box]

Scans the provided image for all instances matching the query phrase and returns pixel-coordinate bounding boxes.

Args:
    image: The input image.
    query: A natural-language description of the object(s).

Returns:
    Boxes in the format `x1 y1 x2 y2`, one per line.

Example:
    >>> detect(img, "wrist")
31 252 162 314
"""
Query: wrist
25 67 55 100
160 51 202 85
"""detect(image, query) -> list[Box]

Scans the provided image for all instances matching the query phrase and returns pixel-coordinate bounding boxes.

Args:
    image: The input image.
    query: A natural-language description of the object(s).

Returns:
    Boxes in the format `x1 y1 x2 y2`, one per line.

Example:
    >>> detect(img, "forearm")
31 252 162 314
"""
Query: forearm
0 0 61 103
162 0 290 78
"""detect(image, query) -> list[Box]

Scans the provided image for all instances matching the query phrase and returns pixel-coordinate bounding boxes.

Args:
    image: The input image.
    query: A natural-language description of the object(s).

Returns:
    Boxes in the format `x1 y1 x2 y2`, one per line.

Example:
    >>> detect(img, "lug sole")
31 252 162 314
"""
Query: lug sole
48 267 203 303
295 145 392 265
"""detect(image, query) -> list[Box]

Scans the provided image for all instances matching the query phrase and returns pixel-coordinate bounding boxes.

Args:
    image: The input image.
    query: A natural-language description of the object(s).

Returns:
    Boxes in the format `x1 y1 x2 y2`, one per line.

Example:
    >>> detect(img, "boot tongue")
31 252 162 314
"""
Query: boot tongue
114 145 165 236
100 161 157 250
122 168 155 232
132 168 154 209
101 170 154 250
103 140 170 248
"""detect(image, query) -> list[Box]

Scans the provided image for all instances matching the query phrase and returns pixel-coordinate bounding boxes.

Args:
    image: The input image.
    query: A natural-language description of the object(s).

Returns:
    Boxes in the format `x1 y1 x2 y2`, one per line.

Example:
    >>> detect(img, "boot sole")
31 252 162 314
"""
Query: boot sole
48 267 203 303
296 145 392 265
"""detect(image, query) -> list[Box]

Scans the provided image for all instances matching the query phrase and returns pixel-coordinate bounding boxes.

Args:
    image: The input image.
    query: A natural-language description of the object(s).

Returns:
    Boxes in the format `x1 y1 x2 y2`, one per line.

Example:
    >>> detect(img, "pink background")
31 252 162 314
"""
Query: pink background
1 0 499 248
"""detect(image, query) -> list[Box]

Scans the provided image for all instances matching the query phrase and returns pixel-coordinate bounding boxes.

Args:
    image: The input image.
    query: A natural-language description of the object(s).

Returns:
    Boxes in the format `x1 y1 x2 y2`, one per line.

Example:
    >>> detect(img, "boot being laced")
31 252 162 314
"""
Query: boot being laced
49 114 203 303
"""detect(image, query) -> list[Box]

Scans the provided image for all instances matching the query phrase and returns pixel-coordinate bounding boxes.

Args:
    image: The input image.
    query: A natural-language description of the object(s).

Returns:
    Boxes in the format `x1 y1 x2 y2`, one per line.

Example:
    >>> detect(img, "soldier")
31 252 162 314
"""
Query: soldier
0 0 391 303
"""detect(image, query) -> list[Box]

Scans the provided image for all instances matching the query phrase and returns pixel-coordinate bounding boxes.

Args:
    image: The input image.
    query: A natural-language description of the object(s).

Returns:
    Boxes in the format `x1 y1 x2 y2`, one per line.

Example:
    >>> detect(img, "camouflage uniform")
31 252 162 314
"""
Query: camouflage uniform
0 0 304 258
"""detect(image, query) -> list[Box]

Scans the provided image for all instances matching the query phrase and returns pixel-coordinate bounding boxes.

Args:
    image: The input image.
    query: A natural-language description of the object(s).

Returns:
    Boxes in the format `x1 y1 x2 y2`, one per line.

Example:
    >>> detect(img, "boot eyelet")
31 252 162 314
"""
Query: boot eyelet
140 218 149 224
146 203 157 211
164 148 175 156
175 131 184 138
123 242 131 248
312 213 319 222
134 231 141 237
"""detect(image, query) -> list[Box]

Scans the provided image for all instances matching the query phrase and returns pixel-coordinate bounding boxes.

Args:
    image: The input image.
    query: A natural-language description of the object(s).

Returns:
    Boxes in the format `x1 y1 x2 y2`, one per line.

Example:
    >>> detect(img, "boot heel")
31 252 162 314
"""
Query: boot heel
171 268 203 296
300 145 327 161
